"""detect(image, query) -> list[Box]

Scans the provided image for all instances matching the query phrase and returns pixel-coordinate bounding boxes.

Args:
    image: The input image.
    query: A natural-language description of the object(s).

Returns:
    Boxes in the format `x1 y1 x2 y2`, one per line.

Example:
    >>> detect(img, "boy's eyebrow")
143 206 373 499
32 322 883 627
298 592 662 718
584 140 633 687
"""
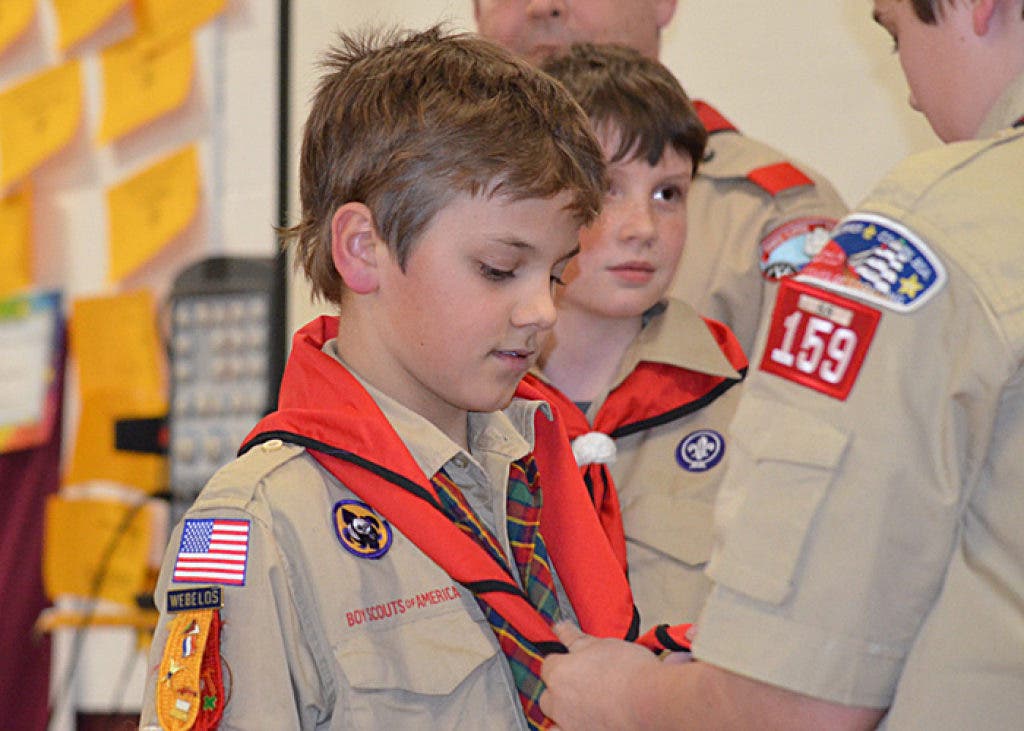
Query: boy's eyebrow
493 236 580 261
494 237 534 250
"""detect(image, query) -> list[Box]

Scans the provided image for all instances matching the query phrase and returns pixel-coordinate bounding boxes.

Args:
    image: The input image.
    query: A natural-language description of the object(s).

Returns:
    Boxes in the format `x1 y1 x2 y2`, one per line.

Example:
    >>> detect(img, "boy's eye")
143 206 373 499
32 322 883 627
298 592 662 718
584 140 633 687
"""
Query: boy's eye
550 273 566 287
653 184 682 203
480 263 515 281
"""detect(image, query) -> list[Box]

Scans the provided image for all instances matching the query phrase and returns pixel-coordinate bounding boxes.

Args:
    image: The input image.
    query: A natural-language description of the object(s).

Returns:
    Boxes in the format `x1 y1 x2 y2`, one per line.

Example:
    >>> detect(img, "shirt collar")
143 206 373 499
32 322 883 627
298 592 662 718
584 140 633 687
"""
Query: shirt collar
324 339 537 478
978 68 1024 138
612 298 742 388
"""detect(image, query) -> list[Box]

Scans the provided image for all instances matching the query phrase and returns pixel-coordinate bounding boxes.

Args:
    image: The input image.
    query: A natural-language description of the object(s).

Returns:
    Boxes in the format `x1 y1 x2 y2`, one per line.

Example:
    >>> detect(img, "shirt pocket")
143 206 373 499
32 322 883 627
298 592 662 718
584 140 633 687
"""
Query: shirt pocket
624 494 714 568
706 393 849 606
335 610 524 729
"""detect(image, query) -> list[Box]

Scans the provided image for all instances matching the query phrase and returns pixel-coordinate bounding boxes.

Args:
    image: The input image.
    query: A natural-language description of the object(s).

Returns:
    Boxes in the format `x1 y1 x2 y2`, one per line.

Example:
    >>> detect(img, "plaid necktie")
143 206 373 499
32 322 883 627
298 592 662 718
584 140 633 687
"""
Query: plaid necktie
431 455 560 730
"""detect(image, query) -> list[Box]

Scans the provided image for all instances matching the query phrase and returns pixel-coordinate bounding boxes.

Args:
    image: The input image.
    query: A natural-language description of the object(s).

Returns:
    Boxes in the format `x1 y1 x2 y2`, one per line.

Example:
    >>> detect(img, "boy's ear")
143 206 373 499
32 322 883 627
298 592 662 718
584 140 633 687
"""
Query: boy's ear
972 0 998 35
654 0 678 30
331 202 381 294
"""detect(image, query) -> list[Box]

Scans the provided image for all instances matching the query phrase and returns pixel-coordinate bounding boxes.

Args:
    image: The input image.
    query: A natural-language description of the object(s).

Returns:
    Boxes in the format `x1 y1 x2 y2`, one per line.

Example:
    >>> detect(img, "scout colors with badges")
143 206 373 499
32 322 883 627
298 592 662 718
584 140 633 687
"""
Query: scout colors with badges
759 213 947 400
156 587 226 731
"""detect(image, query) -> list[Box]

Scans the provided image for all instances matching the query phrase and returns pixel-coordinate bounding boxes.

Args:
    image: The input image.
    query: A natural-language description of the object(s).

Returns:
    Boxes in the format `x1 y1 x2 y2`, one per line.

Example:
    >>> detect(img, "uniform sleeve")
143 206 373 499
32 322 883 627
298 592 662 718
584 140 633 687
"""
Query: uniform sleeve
691 231 1009 708
675 139 848 356
140 501 330 729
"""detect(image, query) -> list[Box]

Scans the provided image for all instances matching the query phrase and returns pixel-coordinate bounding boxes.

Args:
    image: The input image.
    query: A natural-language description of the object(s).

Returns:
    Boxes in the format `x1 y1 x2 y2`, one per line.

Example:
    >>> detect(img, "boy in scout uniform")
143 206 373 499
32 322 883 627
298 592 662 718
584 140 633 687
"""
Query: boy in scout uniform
519 43 747 632
473 0 848 355
536 1 1024 729
139 27 640 730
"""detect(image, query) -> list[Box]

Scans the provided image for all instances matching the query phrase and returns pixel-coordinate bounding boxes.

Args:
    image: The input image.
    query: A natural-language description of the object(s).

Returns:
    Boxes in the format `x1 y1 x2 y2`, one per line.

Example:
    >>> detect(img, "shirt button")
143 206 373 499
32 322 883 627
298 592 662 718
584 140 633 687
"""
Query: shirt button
262 438 283 451
451 454 469 468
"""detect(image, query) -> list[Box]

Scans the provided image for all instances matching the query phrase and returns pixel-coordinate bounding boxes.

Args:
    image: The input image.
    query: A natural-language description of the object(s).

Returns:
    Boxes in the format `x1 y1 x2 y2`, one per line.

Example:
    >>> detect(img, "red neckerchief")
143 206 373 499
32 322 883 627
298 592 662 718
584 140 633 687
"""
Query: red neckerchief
518 316 747 572
241 317 639 651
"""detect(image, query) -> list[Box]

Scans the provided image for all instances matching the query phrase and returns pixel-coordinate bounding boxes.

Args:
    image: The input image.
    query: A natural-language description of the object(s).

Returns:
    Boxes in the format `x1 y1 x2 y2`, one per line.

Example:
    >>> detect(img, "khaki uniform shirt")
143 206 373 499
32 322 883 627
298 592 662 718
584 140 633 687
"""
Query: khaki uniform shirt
586 300 744 629
141 370 571 730
693 73 1024 728
673 109 848 355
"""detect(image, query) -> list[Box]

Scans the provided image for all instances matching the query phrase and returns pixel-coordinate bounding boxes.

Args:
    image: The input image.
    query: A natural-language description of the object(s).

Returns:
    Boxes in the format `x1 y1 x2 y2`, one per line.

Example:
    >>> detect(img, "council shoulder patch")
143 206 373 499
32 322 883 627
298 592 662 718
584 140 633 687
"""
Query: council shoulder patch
760 278 881 400
333 500 392 559
796 213 946 313
759 216 837 280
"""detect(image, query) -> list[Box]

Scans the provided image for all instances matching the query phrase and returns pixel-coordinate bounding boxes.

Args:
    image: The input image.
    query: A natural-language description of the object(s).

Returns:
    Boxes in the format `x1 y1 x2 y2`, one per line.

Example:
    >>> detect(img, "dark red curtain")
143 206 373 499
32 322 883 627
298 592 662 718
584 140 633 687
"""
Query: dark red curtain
0 337 65 731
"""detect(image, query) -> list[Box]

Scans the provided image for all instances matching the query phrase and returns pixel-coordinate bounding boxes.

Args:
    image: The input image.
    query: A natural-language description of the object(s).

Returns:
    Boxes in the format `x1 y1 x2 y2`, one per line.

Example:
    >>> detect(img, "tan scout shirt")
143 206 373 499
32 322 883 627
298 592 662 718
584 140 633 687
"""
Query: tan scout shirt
693 73 1024 727
141 388 561 729
587 300 744 629
674 110 848 355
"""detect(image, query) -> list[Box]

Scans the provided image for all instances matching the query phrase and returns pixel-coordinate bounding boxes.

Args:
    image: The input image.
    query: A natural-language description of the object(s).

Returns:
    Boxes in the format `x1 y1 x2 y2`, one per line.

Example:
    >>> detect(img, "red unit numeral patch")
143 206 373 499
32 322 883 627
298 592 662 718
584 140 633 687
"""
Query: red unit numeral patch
760 279 881 400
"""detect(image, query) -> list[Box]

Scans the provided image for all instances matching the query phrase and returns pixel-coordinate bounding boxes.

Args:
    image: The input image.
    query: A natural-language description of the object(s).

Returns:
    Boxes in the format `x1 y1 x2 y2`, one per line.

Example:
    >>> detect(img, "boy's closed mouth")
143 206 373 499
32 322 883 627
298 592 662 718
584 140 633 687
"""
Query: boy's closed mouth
492 348 536 366
608 261 656 283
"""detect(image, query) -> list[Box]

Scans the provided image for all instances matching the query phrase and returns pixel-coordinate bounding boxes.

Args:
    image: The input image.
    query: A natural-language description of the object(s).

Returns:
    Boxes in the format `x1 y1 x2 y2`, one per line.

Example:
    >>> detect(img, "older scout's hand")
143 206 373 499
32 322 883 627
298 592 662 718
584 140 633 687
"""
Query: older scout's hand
539 622 662 731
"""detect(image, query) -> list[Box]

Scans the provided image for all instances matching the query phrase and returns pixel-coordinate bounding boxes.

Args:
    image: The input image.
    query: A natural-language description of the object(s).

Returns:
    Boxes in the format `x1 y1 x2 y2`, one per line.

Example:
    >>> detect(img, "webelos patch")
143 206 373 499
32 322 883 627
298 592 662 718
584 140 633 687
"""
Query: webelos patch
675 429 725 472
797 213 946 313
760 278 881 400
759 216 836 280
334 500 392 559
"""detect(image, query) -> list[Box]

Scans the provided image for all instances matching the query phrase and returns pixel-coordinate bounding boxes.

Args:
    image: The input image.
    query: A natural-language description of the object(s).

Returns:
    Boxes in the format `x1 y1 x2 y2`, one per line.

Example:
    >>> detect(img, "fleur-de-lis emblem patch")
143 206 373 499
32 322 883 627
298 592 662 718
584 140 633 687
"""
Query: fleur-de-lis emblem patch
333 500 393 559
675 429 725 473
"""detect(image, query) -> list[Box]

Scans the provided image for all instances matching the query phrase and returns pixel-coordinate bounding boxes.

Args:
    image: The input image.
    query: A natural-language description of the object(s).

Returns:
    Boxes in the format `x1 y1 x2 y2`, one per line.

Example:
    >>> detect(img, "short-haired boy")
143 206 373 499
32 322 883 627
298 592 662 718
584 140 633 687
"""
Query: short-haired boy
519 43 748 632
140 27 636 730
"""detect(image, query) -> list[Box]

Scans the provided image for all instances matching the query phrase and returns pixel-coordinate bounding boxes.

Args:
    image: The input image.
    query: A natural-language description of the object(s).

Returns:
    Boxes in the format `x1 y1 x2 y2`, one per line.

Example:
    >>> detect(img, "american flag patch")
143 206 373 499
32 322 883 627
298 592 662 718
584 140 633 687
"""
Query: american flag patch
172 518 250 586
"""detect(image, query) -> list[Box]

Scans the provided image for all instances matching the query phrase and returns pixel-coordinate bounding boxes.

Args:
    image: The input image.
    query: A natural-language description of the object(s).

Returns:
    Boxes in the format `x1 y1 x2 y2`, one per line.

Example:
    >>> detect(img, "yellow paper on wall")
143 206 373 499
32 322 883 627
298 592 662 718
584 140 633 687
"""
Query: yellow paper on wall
98 31 195 143
0 0 35 56
66 387 167 491
51 0 129 52
107 144 200 282
0 61 83 191
134 0 225 40
66 291 167 492
0 184 32 296
69 290 164 395
43 496 152 606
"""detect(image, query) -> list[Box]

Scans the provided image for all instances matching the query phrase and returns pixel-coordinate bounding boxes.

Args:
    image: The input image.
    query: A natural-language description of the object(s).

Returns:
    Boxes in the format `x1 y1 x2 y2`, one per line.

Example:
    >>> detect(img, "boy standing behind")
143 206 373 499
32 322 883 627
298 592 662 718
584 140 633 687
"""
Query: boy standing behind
521 44 747 632
140 27 636 730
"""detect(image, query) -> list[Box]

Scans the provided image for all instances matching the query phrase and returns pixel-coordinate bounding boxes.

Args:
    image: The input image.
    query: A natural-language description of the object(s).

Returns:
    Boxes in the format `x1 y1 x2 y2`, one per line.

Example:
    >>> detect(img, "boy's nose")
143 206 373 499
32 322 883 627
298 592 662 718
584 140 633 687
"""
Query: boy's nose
512 281 558 331
526 0 566 19
619 199 656 247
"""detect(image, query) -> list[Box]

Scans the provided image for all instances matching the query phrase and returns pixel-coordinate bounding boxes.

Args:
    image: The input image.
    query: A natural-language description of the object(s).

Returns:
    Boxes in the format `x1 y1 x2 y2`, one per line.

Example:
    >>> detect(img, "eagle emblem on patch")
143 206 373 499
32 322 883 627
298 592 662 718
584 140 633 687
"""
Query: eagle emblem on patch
675 429 725 472
797 213 946 313
333 500 392 559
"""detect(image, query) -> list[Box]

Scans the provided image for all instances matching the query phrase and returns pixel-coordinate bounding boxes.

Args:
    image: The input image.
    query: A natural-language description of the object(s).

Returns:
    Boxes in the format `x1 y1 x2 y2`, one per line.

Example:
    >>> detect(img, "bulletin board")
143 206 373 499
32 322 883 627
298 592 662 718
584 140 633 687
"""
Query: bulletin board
0 1 281 727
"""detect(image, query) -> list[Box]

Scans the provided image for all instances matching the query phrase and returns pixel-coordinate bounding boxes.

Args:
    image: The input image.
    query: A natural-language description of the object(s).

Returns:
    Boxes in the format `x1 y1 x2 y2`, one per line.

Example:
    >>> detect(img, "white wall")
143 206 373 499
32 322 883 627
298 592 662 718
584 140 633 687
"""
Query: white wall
286 0 939 336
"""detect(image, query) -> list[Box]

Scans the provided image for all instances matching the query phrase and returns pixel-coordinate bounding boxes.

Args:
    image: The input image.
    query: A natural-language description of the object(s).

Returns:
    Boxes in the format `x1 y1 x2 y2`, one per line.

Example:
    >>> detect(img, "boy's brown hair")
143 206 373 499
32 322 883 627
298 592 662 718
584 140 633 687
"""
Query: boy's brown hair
286 25 607 305
540 43 707 175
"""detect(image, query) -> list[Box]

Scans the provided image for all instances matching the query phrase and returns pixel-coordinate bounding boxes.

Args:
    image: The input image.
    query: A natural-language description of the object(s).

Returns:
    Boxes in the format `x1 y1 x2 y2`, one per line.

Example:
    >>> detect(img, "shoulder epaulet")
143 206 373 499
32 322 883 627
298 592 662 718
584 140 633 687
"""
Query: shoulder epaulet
694 100 737 134
196 438 307 504
746 162 814 196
